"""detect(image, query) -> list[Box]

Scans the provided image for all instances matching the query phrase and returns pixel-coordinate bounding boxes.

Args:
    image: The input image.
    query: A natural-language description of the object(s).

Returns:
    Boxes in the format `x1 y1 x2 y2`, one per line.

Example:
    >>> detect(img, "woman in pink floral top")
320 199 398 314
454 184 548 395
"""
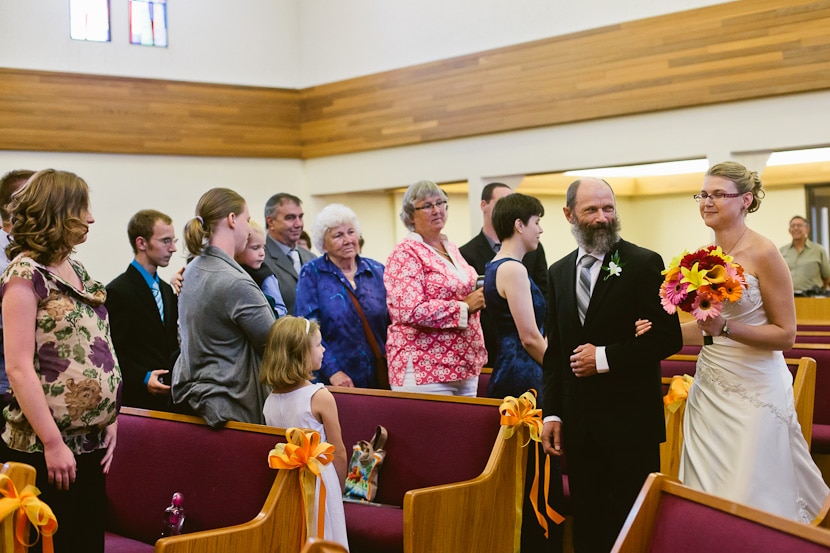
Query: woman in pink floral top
0 169 120 553
384 180 486 396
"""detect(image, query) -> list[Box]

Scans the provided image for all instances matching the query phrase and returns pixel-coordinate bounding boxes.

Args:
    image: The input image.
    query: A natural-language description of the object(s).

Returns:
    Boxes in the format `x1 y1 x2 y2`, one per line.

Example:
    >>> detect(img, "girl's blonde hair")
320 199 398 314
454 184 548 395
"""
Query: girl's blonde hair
183 187 247 256
248 219 266 241
260 316 320 389
7 169 90 265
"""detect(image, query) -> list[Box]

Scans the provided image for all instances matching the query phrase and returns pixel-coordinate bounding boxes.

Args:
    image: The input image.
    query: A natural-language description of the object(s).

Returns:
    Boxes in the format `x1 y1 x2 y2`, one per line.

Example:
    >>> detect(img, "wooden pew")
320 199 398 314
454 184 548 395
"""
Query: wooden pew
612 473 830 552
0 462 37 549
660 355 816 446
329 387 525 553
105 408 304 553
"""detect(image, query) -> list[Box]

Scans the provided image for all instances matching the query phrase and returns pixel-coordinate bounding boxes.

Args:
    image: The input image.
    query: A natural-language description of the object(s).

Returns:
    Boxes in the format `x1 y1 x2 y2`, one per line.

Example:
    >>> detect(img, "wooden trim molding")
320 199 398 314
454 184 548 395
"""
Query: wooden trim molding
1 0 828 159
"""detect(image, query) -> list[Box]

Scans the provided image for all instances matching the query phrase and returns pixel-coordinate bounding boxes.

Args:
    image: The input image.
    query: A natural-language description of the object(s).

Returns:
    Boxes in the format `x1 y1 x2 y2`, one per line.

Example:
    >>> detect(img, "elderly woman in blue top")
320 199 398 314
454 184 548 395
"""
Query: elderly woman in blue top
295 204 388 388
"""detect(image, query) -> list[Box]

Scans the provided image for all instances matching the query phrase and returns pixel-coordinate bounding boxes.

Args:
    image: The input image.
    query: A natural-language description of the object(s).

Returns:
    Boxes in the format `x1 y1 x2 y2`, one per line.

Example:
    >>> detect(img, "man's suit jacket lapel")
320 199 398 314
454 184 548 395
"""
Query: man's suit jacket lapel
561 250 581 325
265 237 298 279
126 265 165 329
584 242 625 325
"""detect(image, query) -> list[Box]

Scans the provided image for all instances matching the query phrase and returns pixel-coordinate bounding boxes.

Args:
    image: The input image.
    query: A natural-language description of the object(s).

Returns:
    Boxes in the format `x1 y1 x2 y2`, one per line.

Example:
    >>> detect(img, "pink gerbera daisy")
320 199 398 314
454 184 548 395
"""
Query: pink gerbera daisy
691 289 723 320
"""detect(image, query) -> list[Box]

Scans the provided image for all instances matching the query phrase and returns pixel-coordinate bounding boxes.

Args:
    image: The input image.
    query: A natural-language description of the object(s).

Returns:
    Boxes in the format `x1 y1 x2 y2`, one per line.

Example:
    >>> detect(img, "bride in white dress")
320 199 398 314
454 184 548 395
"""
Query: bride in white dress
680 161 829 522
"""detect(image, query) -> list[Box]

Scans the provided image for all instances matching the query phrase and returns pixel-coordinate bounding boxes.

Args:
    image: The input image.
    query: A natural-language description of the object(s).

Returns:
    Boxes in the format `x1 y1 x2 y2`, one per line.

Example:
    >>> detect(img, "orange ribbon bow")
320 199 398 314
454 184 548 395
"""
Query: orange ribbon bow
500 390 565 551
660 374 694 478
268 428 335 540
0 474 58 553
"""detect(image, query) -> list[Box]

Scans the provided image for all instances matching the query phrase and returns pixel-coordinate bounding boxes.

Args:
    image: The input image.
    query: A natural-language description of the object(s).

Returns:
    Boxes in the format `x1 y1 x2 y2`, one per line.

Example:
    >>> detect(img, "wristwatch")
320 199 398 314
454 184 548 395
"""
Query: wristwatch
720 320 730 337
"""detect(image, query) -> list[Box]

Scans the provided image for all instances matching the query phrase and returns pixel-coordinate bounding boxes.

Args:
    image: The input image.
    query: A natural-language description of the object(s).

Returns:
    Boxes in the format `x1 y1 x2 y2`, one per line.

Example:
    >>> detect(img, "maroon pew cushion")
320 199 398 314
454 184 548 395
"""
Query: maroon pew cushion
648 494 830 553
812 424 830 454
344 503 404 553
104 533 154 553
332 392 501 507
106 413 285 545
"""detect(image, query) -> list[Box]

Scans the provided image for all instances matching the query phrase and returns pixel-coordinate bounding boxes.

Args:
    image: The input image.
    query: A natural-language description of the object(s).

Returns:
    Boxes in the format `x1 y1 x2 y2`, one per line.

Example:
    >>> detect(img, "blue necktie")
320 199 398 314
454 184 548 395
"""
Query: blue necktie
151 281 164 322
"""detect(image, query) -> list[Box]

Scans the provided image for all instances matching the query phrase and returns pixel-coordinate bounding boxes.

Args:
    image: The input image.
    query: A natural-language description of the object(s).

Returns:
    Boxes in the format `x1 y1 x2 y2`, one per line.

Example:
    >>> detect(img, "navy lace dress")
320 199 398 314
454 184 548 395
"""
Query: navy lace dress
483 257 546 402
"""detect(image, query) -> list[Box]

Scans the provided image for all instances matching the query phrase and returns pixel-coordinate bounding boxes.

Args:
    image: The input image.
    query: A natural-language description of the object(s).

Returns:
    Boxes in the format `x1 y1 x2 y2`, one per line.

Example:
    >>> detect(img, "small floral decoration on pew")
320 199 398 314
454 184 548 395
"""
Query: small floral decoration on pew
0 473 58 553
500 390 564 551
268 428 335 541
659 246 746 344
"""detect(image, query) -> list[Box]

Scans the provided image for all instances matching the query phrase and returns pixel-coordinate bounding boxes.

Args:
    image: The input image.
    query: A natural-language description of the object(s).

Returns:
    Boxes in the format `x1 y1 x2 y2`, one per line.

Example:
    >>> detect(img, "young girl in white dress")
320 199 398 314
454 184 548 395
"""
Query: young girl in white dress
261 316 349 549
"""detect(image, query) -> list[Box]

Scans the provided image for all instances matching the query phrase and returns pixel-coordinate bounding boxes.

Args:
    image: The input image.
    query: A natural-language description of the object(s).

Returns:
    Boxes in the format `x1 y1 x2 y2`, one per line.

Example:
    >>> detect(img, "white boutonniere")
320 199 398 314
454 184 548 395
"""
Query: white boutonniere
601 251 625 281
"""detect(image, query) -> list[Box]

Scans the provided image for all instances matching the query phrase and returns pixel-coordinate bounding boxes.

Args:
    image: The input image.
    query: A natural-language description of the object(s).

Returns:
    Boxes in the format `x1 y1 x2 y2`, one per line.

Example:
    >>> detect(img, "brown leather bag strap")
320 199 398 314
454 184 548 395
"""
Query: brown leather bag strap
345 285 383 360
372 425 388 451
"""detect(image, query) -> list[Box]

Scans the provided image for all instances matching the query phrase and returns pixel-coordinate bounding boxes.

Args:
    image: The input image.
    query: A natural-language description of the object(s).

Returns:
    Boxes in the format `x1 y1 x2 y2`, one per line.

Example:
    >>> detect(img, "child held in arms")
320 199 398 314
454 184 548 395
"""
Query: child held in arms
235 220 288 318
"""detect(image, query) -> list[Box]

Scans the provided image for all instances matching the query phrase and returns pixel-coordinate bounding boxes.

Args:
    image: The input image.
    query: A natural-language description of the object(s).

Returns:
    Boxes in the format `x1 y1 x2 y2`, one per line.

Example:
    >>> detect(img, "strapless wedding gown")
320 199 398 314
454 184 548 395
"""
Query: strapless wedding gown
680 275 829 522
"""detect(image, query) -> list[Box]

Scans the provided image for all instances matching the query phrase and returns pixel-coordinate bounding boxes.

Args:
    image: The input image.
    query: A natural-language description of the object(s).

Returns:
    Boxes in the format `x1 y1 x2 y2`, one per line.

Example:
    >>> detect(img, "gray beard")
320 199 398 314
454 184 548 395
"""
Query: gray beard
571 217 621 253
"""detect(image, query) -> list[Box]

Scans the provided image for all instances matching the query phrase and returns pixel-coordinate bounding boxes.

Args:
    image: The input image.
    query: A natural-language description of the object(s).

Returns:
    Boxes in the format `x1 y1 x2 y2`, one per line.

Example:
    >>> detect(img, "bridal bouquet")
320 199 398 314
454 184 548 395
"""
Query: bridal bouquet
659 245 746 344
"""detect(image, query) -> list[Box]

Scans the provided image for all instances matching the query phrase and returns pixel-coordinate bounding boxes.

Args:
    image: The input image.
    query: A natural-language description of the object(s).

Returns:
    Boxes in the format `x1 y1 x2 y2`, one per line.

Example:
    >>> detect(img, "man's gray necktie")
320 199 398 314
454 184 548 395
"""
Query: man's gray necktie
289 248 302 274
577 254 597 324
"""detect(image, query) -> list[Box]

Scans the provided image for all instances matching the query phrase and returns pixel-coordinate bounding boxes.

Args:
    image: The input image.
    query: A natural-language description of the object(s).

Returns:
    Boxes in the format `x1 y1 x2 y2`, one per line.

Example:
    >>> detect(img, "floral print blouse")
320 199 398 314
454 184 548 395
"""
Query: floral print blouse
1 255 121 454
384 233 486 386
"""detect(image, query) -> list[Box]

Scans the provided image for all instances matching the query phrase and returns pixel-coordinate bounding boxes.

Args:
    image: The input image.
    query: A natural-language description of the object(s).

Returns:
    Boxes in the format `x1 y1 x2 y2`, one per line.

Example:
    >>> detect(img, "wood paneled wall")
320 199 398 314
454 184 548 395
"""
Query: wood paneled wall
1 0 828 159
0 69 301 158
301 0 830 158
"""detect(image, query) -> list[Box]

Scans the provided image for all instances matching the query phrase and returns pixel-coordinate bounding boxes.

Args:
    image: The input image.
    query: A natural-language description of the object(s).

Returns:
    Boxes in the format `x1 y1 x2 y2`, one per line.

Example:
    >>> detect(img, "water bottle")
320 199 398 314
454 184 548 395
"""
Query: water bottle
161 492 186 537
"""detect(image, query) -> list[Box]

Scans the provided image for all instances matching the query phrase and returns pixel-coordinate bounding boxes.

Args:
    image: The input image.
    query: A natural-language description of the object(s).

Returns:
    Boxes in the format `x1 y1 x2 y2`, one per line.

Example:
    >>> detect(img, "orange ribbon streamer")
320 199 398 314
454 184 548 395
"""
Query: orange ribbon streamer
660 374 694 478
268 428 335 540
0 474 58 553
500 390 565 552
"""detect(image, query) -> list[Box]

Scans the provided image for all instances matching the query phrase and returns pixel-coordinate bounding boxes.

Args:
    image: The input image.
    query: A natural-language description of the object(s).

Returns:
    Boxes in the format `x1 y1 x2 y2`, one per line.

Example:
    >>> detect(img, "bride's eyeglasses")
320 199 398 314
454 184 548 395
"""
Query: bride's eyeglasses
693 191 743 202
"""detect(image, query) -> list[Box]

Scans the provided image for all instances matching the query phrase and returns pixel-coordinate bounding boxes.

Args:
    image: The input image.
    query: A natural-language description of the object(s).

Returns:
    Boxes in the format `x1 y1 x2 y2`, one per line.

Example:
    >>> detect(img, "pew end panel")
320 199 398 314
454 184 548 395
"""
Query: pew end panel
155 468 305 553
1 462 37 549
613 473 830 553
403 425 528 553
106 408 301 553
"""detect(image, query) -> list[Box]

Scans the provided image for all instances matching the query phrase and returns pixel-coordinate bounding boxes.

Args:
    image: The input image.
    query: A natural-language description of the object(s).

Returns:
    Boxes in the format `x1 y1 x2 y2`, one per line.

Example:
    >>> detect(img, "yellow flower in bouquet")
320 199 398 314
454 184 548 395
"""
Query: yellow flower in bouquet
659 245 747 323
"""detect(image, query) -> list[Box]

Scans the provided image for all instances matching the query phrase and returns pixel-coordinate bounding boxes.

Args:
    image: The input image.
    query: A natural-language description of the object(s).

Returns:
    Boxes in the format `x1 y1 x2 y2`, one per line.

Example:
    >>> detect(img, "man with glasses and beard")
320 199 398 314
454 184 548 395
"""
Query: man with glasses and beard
541 178 681 553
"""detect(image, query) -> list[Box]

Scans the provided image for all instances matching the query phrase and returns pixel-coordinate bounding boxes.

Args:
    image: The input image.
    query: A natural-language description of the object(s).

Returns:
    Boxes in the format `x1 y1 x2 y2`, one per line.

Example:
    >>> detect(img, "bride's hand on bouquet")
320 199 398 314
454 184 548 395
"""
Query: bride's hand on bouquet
697 315 724 337
634 318 652 337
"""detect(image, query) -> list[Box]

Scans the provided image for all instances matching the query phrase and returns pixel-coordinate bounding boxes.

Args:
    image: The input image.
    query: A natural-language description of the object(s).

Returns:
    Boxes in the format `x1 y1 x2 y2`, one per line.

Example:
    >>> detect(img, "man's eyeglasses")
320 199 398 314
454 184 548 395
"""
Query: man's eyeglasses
152 237 178 246
693 191 743 202
413 200 449 211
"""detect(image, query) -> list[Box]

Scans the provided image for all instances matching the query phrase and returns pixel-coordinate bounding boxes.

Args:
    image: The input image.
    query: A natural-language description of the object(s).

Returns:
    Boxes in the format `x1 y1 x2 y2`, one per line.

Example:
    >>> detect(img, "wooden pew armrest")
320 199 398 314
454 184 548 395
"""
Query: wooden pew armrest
154 468 305 553
402 427 527 553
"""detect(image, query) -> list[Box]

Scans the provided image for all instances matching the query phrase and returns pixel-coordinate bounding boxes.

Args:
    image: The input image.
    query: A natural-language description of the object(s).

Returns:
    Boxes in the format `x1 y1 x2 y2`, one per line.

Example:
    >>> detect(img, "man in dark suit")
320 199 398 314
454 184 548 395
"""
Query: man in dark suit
460 182 548 367
541 178 681 553
262 193 317 314
106 210 180 411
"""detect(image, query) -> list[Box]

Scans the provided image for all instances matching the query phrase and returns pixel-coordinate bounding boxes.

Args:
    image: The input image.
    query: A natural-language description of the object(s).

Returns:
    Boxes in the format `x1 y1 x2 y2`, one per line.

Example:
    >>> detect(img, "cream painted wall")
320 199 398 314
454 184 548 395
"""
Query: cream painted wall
297 0 730 87
0 0 300 87
0 151 306 284
1 1 729 88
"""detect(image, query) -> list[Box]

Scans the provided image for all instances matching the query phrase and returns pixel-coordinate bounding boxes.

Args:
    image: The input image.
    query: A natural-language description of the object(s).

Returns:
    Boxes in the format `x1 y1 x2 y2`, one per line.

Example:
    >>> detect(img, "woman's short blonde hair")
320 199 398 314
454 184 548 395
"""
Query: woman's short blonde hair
260 316 321 390
7 169 90 265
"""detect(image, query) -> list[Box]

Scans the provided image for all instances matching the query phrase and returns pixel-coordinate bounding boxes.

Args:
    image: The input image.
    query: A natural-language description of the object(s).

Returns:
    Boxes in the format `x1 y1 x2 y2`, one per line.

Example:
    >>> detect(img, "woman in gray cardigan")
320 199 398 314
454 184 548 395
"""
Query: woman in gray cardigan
172 188 276 427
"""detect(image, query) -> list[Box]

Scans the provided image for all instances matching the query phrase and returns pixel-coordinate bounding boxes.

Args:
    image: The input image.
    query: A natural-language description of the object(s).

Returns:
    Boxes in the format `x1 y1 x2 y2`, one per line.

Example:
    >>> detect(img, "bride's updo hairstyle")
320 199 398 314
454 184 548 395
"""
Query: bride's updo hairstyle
706 161 765 213
183 187 247 256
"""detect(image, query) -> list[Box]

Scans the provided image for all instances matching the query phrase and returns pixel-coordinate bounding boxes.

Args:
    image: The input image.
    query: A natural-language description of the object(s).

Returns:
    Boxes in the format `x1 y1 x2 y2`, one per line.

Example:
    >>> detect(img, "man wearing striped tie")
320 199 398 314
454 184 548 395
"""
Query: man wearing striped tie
106 210 180 411
541 178 682 553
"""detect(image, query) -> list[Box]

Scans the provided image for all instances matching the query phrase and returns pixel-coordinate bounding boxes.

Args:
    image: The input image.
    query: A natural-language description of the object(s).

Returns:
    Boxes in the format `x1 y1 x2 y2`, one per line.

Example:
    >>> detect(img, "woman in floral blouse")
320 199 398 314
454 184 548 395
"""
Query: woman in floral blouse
384 180 486 396
0 169 121 553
